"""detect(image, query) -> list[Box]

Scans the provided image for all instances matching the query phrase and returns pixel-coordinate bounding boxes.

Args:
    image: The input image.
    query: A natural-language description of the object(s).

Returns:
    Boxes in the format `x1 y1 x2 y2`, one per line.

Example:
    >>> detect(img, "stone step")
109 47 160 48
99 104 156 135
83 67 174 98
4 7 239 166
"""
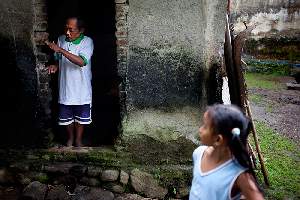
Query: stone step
286 83 300 90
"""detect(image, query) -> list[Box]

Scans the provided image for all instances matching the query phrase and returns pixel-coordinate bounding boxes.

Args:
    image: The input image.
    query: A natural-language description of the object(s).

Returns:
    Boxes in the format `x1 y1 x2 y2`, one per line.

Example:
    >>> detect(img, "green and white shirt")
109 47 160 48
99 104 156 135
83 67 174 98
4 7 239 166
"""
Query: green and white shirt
55 34 94 105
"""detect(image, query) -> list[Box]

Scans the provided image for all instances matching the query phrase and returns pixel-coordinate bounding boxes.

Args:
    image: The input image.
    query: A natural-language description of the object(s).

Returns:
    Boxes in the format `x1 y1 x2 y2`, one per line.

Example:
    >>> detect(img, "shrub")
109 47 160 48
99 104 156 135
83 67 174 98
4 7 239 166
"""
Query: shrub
246 60 291 76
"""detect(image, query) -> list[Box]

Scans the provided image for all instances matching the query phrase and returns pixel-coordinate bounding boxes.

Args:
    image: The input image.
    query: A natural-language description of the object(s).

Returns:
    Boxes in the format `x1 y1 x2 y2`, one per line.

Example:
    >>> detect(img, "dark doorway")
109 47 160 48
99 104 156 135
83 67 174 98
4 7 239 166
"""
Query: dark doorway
0 35 18 147
46 0 121 145
0 35 40 147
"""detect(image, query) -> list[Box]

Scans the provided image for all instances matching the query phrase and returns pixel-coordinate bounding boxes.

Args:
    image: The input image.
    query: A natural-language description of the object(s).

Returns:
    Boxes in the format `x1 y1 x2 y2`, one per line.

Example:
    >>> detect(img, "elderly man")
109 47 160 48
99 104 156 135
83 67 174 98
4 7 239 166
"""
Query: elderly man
46 17 94 147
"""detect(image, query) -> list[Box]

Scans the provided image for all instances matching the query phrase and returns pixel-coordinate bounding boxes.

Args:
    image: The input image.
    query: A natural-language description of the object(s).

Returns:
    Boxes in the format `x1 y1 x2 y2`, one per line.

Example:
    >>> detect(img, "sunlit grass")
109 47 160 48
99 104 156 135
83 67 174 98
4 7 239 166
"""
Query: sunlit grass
245 72 284 90
249 94 263 104
250 121 300 200
265 104 274 113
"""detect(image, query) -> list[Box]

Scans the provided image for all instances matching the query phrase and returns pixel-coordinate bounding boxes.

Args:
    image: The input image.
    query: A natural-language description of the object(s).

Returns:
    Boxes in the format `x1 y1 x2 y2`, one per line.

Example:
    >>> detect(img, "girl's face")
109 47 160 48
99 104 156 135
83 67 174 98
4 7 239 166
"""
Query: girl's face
199 111 217 146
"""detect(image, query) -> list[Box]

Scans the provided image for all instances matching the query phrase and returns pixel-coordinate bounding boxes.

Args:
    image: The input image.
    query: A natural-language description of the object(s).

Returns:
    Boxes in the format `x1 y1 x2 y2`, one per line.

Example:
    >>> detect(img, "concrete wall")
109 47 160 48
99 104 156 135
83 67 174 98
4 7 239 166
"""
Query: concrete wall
230 0 300 38
0 0 39 146
229 0 300 61
0 0 228 146
0 0 50 146
122 0 227 143
0 0 36 97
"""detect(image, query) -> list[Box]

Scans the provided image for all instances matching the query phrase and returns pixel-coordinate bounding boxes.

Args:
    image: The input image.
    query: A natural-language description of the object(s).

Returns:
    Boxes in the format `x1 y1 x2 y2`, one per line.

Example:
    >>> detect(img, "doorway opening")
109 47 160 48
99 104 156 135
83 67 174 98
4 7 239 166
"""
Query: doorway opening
46 0 121 145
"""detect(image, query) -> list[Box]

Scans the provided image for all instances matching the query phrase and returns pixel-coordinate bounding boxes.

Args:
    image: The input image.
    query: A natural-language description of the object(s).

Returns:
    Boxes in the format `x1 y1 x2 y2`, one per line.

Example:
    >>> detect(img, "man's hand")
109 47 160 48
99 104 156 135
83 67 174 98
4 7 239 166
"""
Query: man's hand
48 65 58 74
45 41 61 53
45 40 85 67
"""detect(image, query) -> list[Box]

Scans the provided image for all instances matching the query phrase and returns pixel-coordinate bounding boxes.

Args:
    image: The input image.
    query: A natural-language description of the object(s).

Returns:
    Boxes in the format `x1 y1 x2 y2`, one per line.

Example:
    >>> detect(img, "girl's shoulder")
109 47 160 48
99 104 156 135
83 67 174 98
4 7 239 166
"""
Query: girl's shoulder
192 145 208 161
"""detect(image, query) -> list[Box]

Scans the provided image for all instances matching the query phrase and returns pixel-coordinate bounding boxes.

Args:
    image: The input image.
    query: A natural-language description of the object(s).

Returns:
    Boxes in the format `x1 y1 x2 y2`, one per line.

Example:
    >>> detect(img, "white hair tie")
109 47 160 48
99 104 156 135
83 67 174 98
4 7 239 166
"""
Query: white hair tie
232 128 240 138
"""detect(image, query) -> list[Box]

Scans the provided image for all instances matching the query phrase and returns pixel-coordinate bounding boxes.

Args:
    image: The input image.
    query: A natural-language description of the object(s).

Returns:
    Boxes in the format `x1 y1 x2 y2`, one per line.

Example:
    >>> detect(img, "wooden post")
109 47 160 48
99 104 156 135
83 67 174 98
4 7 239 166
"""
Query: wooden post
246 101 270 186
225 0 270 186
224 14 242 107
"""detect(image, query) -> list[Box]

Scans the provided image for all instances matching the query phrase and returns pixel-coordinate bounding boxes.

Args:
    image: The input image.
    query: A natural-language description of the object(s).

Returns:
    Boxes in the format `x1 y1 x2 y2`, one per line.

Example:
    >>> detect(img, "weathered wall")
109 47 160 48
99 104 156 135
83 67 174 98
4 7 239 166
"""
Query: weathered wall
122 0 227 142
230 0 300 38
0 0 36 99
230 0 300 61
0 0 39 146
0 0 227 146
0 0 50 146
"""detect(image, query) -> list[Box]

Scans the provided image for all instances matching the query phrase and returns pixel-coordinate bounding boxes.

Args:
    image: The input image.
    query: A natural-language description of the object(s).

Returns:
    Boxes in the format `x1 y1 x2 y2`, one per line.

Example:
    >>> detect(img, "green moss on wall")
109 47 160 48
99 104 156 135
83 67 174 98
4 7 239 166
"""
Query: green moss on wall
244 37 300 61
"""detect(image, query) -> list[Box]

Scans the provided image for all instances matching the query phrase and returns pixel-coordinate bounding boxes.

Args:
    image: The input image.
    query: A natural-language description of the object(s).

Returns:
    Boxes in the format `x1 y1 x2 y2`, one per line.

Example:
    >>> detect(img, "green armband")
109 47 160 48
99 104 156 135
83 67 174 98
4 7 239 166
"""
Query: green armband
79 54 88 66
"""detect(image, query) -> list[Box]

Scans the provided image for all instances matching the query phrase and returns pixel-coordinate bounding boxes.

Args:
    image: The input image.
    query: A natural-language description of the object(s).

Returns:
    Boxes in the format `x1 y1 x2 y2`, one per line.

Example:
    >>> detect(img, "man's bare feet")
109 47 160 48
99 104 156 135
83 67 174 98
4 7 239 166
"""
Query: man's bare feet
67 139 73 147
75 140 83 147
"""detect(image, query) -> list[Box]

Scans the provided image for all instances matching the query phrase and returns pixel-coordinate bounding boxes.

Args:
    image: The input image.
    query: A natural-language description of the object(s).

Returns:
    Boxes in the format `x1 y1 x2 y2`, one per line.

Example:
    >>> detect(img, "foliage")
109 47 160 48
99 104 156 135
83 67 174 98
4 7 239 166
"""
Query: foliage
246 60 291 75
244 38 300 61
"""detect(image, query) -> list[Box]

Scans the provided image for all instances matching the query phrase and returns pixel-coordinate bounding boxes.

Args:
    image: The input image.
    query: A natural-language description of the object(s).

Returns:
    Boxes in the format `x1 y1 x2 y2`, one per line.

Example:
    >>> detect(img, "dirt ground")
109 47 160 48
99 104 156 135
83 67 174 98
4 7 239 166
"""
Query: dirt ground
1 76 299 200
248 76 300 145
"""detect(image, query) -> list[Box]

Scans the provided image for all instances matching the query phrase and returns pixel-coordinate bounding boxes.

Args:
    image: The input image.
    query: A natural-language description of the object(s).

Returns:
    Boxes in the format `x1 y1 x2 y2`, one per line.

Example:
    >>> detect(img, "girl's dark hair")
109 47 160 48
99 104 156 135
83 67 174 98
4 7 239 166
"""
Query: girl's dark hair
206 104 256 178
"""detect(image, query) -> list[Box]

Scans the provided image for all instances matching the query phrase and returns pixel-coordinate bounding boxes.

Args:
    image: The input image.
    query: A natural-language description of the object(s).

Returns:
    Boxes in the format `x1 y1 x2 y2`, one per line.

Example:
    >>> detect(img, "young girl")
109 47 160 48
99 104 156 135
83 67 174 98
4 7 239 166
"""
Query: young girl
189 104 264 200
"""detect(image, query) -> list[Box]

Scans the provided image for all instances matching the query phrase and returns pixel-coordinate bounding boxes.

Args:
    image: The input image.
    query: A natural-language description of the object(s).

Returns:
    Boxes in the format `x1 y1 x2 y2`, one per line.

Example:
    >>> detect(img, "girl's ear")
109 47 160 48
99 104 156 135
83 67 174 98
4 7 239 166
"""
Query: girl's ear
214 134 224 147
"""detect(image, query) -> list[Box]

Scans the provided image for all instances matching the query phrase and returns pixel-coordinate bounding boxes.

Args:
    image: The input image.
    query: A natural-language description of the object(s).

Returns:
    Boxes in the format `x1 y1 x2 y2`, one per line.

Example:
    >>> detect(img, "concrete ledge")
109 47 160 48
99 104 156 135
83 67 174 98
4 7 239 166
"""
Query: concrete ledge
286 83 300 91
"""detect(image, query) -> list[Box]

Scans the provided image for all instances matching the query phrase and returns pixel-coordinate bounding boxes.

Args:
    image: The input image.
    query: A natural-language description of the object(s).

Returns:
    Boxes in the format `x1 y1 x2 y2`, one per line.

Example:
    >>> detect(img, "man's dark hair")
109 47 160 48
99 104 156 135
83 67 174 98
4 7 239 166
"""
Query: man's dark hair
66 16 85 30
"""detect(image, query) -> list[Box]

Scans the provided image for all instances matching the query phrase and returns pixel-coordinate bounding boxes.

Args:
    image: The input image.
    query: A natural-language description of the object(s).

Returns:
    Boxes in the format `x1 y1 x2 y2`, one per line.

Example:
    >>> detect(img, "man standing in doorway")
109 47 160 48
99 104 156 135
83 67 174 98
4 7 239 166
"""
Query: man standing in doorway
46 17 94 147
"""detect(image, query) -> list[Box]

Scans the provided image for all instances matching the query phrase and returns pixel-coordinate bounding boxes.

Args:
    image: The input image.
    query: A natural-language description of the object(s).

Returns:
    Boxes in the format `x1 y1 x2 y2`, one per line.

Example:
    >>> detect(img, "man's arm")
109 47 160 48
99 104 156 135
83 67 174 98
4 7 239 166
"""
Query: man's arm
45 41 85 67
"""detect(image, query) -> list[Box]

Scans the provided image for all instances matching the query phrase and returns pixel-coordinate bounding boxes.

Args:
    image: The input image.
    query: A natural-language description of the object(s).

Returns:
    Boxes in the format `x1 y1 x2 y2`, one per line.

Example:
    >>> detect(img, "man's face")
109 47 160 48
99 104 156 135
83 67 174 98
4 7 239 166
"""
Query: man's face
65 19 81 41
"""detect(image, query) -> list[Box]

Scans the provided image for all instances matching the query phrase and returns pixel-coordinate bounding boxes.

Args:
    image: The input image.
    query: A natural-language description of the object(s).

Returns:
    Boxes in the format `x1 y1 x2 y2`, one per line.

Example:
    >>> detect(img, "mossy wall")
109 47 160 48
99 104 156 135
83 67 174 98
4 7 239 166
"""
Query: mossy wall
230 0 300 38
0 0 39 147
230 0 300 61
0 0 228 147
244 37 300 61
123 0 227 142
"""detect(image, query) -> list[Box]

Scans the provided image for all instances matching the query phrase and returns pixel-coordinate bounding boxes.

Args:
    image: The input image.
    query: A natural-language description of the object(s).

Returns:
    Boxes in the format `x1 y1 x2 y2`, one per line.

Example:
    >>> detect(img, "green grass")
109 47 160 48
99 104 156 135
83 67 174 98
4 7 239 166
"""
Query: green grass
265 104 274 113
249 93 273 112
251 121 300 200
245 73 284 90
249 94 264 104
